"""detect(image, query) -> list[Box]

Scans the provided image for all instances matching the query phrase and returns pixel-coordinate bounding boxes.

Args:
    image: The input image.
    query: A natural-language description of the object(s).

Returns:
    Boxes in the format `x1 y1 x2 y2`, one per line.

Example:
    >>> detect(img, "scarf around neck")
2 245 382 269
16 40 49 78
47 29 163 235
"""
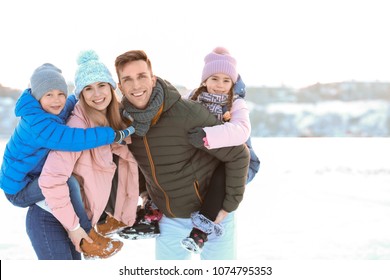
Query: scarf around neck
198 92 229 122
122 82 164 136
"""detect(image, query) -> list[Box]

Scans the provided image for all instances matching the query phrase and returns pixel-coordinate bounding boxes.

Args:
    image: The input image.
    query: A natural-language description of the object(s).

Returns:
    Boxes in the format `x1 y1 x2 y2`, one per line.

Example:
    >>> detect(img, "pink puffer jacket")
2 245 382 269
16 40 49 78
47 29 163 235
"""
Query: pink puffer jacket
39 103 139 231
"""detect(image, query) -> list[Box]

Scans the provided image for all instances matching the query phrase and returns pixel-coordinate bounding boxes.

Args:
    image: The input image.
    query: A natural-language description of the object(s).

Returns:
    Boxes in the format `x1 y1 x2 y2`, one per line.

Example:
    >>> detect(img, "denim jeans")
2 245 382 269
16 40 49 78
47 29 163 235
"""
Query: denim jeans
25 176 92 260
156 212 236 260
5 177 45 208
26 204 81 260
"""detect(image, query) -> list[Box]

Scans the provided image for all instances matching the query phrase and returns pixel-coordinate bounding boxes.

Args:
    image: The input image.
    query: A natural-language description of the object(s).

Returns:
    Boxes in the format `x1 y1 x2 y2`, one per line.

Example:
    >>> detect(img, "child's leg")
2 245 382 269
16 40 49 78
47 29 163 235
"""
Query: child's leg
181 163 226 253
199 162 226 221
5 177 45 207
67 175 92 233
5 175 91 232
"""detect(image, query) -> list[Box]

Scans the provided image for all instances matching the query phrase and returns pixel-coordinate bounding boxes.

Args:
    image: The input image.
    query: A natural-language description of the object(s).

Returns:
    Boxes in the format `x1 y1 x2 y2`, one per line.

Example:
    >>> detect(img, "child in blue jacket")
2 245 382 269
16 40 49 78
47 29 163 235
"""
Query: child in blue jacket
0 63 133 208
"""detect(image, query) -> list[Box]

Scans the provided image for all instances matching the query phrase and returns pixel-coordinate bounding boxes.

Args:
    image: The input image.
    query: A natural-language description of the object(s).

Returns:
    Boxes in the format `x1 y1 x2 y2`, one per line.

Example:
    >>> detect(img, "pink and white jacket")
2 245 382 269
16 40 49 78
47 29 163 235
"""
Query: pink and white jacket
39 103 139 231
203 98 251 149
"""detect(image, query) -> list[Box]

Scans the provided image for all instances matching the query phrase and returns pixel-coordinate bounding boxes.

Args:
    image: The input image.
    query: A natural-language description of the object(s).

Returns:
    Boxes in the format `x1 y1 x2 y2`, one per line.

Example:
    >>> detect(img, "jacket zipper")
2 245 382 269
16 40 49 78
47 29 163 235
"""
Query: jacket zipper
143 136 175 217
194 180 203 203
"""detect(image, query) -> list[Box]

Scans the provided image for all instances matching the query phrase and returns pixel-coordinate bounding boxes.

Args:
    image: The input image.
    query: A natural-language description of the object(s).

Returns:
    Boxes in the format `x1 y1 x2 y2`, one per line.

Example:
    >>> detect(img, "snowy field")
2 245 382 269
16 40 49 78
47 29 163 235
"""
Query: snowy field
1 137 390 261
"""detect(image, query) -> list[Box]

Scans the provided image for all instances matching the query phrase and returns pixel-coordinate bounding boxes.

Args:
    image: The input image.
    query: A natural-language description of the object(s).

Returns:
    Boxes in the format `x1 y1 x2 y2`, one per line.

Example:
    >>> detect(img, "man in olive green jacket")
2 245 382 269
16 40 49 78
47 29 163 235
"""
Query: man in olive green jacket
115 50 249 260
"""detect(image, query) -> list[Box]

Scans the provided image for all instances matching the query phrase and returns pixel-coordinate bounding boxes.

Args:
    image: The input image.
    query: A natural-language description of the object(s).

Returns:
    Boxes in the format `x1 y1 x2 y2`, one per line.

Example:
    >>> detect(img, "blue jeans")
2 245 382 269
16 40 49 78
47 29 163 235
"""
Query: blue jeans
5 176 85 209
25 176 92 260
5 177 45 208
156 212 236 260
26 204 81 260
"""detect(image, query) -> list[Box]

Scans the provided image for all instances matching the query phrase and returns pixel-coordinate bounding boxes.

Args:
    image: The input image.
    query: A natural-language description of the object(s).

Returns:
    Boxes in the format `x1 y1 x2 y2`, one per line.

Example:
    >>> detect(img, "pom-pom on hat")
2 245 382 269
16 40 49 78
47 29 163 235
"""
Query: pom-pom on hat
74 50 116 99
201 47 238 83
30 63 68 100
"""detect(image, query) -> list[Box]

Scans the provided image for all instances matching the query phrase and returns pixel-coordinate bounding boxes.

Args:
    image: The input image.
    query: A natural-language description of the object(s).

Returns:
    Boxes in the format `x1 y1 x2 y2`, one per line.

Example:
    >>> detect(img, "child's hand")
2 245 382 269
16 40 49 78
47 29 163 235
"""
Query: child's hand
114 125 135 144
223 111 231 122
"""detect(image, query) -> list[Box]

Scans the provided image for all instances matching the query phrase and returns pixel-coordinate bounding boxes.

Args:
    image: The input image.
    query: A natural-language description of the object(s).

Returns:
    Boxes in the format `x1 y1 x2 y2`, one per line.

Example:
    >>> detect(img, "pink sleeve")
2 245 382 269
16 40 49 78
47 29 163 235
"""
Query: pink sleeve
39 148 82 231
203 99 251 149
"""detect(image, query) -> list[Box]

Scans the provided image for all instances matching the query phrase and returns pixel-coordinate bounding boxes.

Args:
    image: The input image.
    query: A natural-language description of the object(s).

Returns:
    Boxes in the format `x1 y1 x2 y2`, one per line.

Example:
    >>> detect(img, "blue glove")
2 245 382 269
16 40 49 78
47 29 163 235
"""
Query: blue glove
114 126 135 144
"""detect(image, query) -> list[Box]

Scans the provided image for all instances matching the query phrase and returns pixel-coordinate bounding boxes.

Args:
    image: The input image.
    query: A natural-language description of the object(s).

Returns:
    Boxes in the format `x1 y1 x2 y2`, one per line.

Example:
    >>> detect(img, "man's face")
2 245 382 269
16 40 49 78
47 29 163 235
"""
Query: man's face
118 60 156 109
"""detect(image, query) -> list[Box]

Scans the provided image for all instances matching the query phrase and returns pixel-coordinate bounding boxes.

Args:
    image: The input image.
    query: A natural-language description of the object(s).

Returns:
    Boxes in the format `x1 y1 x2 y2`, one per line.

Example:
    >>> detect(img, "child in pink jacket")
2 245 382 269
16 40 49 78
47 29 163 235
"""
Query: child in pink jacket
27 50 139 260
181 47 259 254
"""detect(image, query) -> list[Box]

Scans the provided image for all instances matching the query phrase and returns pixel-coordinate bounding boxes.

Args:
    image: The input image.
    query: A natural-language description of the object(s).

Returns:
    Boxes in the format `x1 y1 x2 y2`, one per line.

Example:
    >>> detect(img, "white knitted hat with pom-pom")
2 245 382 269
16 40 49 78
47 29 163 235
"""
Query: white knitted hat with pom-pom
201 47 238 83
74 50 116 99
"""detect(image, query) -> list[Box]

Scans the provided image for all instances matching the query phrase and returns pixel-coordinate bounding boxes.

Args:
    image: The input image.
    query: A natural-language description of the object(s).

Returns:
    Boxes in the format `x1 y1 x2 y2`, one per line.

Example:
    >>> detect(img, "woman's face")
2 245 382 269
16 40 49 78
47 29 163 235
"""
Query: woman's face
204 73 233 95
81 82 112 112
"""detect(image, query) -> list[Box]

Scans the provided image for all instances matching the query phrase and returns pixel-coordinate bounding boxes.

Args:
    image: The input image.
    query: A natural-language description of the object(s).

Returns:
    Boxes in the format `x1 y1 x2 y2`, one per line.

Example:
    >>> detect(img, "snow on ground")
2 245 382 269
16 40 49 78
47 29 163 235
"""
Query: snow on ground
1 137 390 260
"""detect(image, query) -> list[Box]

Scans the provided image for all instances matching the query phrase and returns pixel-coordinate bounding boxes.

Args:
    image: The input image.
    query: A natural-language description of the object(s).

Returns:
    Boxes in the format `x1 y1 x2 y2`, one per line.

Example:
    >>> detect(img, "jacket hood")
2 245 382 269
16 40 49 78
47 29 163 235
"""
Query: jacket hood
155 77 181 113
15 89 46 117
69 102 92 127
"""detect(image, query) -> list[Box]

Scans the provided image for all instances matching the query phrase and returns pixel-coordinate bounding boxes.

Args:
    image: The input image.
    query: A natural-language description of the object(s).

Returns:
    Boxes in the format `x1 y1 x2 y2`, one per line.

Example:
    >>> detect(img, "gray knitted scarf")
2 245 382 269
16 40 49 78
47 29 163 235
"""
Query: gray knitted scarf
122 82 164 136
198 92 229 122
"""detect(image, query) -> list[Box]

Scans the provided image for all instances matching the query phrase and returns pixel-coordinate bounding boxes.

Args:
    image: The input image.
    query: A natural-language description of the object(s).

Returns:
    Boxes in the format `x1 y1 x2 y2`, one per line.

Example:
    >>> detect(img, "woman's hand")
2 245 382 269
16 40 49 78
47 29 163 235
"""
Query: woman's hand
68 226 92 253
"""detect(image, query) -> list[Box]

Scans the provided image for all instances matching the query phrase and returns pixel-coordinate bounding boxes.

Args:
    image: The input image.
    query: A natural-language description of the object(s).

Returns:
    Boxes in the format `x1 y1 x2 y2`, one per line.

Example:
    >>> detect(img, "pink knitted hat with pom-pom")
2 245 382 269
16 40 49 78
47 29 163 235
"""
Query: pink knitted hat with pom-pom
201 47 238 83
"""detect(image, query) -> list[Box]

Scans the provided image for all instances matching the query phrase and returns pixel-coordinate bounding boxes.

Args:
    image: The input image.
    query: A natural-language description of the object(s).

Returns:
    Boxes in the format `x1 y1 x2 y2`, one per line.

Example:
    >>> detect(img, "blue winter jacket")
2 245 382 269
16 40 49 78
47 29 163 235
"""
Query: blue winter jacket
0 89 116 195
233 75 260 184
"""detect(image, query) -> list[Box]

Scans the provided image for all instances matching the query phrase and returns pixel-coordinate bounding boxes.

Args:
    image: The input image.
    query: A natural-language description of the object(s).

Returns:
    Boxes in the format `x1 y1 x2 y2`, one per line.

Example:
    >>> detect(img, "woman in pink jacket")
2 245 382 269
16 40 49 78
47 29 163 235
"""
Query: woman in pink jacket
27 50 139 260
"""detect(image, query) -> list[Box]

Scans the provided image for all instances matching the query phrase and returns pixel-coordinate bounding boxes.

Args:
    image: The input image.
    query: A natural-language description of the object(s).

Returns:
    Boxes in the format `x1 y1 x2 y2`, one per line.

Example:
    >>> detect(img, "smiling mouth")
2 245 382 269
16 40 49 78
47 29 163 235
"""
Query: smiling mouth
93 98 105 104
132 91 144 97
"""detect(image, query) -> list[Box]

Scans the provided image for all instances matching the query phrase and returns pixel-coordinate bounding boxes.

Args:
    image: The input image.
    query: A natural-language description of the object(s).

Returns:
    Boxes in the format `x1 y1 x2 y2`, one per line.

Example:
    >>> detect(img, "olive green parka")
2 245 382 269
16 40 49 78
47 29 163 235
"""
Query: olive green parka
126 78 250 218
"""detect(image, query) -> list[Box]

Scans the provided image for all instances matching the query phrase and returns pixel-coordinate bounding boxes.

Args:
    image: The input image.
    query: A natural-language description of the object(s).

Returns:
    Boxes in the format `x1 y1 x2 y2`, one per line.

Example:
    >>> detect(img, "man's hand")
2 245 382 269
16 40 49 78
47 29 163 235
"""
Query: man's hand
214 209 229 224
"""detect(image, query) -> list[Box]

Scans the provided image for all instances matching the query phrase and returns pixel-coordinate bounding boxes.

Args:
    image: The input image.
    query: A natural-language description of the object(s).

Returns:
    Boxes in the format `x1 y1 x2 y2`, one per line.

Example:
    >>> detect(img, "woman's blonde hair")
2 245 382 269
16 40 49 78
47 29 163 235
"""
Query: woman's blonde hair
79 86 125 130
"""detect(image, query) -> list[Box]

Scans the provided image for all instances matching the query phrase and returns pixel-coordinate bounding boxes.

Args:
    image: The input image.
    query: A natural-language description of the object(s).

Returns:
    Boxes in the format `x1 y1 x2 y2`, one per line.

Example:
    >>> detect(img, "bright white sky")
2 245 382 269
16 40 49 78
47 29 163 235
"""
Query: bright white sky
1 0 390 90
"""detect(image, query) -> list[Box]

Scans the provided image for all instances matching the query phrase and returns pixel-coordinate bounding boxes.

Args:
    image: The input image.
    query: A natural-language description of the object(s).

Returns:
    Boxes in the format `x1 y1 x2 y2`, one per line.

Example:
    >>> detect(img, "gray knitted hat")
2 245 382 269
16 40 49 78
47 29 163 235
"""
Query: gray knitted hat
30 63 68 100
